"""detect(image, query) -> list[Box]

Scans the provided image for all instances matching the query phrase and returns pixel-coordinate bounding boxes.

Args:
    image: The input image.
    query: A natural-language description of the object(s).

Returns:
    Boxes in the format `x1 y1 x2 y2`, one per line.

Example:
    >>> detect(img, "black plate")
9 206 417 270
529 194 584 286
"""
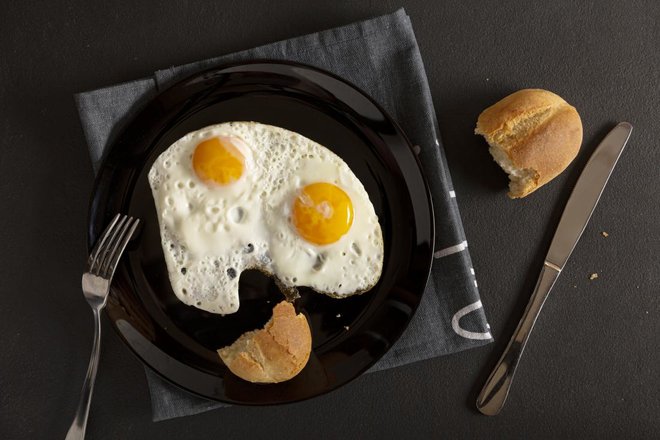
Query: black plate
89 60 434 405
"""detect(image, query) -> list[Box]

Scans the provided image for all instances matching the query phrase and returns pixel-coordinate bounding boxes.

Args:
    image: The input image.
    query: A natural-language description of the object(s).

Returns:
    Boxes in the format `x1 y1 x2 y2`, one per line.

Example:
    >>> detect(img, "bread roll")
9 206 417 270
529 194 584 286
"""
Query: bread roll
475 89 583 198
218 301 311 383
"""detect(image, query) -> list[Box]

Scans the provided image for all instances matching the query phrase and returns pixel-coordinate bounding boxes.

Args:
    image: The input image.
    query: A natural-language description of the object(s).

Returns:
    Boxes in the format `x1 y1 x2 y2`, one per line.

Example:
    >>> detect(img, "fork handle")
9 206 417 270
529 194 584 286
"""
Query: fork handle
66 307 102 440
476 262 560 415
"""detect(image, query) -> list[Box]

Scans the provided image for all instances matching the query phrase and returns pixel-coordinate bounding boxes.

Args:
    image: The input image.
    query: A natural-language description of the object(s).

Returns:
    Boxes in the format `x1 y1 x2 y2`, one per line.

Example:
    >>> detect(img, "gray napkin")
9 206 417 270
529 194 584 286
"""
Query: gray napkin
76 8 492 421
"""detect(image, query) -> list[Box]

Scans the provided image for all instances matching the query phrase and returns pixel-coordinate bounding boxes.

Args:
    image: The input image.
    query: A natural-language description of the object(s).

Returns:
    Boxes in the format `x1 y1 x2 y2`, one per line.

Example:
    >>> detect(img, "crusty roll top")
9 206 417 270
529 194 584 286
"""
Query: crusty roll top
476 89 583 198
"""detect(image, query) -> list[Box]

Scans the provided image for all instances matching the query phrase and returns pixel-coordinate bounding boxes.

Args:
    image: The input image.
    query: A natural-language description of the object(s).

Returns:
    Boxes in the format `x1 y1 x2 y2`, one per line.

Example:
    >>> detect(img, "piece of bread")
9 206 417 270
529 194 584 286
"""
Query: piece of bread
475 89 583 198
218 301 312 383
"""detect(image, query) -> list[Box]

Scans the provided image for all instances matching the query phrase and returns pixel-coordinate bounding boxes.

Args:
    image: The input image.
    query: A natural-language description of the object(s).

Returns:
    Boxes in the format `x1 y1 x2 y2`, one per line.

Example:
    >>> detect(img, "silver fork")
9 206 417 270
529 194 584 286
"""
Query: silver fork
65 214 140 440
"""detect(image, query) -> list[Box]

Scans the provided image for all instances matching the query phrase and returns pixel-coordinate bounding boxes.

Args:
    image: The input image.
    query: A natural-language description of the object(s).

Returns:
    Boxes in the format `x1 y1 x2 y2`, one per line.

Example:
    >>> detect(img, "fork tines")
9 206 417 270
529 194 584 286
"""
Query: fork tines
87 214 140 279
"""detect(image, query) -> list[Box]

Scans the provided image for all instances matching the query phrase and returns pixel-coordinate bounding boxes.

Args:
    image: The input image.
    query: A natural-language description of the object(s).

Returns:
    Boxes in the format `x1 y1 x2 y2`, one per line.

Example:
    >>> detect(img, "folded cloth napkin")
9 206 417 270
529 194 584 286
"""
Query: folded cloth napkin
76 8 492 421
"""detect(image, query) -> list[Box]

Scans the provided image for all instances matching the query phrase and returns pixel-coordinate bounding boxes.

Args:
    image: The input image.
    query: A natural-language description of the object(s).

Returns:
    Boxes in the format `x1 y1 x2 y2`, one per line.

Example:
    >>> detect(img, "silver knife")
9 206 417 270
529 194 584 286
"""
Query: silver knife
476 122 633 416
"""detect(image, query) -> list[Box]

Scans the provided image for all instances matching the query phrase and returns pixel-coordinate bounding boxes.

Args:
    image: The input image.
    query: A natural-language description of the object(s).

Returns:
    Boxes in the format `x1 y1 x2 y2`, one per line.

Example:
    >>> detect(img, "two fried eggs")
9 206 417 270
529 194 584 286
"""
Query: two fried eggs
148 122 384 314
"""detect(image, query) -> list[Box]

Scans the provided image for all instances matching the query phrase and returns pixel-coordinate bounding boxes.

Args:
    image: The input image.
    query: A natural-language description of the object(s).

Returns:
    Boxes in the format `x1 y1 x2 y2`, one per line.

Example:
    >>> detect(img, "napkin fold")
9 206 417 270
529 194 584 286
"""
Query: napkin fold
76 8 492 421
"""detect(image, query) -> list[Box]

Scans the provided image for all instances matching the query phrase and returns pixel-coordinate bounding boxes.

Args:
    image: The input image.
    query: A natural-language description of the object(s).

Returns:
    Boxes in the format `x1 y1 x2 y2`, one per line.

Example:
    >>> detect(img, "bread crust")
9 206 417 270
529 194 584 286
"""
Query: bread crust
218 301 312 383
476 89 583 198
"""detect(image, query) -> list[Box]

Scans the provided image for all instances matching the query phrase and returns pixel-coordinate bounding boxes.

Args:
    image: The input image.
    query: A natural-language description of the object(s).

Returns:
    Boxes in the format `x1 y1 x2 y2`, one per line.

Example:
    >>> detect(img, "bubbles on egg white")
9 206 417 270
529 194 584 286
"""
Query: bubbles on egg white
228 206 245 223
313 253 326 271
148 121 383 314
259 252 272 266
203 222 215 234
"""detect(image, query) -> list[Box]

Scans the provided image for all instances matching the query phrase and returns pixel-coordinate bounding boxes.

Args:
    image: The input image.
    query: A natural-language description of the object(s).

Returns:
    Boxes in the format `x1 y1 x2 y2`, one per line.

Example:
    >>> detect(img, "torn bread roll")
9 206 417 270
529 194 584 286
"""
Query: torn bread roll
218 301 312 383
475 89 583 198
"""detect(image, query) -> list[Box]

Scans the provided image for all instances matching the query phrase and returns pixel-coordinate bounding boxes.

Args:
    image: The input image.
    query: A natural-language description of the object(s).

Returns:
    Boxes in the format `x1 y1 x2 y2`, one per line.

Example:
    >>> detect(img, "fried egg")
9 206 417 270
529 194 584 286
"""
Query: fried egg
148 122 383 314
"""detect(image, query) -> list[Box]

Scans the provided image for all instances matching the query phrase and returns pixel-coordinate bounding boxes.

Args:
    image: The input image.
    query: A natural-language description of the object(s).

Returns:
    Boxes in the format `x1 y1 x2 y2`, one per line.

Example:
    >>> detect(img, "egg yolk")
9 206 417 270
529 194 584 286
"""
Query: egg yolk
292 182 354 245
192 137 245 185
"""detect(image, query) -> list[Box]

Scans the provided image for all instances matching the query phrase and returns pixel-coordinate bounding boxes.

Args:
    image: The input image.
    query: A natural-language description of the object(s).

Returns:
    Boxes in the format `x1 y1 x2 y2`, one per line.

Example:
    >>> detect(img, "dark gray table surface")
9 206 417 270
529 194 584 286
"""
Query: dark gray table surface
1 1 658 439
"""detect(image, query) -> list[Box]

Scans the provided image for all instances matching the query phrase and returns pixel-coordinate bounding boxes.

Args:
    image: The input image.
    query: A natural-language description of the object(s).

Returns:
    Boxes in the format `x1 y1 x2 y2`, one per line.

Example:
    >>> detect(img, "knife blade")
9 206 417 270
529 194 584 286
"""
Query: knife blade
476 122 633 416
546 122 633 270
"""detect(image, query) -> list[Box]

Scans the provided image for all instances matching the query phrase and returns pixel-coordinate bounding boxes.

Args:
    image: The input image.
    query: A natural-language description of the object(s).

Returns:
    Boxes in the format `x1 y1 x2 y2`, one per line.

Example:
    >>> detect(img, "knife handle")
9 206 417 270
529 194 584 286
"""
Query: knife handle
476 262 560 415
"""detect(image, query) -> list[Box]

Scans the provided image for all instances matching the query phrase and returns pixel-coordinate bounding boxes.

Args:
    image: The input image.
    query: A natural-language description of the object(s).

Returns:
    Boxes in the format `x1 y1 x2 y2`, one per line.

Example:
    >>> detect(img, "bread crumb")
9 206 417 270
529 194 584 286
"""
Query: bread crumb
343 325 350 331
601 231 609 237
336 313 341 318
589 273 598 280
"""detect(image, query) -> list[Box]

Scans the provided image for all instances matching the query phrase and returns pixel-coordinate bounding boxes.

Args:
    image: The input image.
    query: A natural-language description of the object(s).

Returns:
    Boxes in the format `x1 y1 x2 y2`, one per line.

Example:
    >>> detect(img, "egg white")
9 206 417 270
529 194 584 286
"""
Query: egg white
265 156 383 297
148 122 384 314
